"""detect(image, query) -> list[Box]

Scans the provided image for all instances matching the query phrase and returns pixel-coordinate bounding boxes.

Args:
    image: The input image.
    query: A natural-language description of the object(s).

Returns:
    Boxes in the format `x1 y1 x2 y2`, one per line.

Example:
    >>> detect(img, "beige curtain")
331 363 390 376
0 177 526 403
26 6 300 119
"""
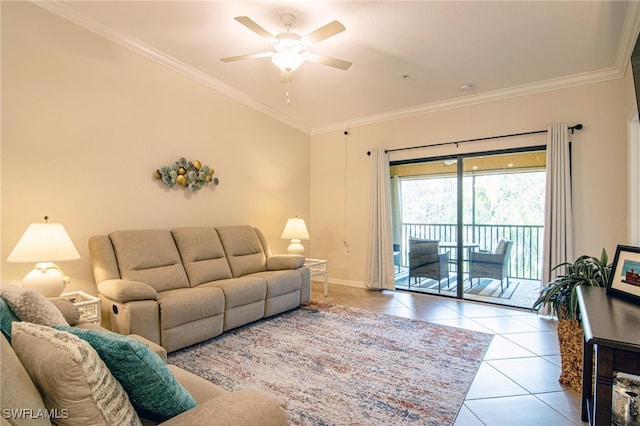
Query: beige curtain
542 123 574 286
364 148 395 290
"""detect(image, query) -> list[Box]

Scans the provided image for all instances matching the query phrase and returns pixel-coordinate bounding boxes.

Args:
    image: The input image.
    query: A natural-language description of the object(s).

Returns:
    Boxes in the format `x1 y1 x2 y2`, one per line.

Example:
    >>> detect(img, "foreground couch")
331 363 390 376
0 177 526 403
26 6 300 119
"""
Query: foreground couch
0 286 289 426
89 225 311 352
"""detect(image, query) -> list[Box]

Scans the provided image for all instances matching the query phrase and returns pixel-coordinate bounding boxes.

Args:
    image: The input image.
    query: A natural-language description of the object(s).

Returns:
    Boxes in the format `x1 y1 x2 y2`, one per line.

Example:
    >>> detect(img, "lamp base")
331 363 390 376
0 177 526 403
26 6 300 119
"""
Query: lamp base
287 239 305 255
22 262 67 297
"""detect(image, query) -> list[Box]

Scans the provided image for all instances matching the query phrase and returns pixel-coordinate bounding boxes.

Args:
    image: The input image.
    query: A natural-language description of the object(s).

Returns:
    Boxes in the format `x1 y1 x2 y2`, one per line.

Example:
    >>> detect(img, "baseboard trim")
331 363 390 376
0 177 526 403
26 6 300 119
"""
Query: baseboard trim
312 277 365 289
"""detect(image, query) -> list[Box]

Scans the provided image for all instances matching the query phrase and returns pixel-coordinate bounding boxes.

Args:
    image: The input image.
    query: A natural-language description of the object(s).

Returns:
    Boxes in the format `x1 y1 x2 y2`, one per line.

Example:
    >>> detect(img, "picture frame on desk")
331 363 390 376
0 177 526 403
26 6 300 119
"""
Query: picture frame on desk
607 244 640 305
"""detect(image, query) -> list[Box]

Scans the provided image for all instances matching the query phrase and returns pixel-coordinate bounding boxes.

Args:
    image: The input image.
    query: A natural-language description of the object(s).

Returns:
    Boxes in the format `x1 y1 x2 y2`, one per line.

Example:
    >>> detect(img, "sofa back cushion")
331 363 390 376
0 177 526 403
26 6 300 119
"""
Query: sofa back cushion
110 230 189 292
171 227 233 286
89 235 122 284
216 226 267 277
1 334 52 426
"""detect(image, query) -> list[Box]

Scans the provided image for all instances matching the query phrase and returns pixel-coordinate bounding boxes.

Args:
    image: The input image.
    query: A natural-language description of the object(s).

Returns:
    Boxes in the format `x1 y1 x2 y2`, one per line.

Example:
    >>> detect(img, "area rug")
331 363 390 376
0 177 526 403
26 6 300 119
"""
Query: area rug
168 301 493 425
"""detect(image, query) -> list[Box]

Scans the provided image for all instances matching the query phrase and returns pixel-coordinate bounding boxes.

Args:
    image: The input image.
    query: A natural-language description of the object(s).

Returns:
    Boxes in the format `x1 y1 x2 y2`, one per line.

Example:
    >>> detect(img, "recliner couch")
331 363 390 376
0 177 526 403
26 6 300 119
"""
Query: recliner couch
89 225 311 352
0 289 289 426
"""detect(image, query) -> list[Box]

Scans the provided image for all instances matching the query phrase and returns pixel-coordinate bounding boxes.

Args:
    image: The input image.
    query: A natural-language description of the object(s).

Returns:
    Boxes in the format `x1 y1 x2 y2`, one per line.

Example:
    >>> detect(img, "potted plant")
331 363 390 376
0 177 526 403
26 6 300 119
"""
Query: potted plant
533 249 611 392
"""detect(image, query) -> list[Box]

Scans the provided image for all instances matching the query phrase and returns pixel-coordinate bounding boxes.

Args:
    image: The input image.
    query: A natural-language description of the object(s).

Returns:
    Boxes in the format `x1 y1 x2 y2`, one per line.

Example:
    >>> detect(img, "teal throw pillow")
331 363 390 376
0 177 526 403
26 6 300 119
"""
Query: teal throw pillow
54 326 196 421
0 297 20 342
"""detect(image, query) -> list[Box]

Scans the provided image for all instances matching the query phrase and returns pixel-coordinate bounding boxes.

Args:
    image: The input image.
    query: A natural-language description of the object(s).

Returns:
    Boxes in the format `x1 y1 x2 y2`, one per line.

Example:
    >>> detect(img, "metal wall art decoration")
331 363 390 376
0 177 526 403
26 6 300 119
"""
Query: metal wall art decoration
153 157 219 192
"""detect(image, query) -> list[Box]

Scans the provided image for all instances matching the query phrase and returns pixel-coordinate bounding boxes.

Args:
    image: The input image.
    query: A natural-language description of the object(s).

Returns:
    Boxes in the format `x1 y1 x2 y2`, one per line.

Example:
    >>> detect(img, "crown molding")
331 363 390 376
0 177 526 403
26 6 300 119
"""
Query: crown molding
30 0 638 138
615 0 640 75
30 0 311 135
310 66 623 135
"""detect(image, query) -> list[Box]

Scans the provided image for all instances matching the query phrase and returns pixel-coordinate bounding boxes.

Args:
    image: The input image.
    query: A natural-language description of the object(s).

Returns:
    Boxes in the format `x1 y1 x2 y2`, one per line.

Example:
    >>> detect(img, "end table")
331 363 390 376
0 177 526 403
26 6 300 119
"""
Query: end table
60 291 101 324
304 258 328 296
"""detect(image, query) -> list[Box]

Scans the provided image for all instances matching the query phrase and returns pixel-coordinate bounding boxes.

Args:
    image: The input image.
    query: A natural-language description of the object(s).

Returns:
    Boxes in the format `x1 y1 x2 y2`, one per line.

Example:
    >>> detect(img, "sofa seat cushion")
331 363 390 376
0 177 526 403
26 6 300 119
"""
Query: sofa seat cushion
251 270 302 299
11 322 141 426
55 327 196 422
157 287 224 330
172 227 233 286
110 230 189 292
204 276 266 309
216 226 267 277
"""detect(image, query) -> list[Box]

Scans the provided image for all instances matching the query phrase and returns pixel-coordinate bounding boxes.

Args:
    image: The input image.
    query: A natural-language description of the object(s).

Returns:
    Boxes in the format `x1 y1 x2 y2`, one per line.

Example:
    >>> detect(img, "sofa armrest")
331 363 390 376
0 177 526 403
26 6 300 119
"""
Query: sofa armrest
98 279 158 303
266 254 305 271
158 390 289 426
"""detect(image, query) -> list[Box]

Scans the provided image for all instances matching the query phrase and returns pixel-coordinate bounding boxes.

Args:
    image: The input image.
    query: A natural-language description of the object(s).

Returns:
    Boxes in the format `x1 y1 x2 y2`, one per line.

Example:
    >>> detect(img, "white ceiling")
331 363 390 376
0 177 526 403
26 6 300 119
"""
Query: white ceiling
37 1 640 135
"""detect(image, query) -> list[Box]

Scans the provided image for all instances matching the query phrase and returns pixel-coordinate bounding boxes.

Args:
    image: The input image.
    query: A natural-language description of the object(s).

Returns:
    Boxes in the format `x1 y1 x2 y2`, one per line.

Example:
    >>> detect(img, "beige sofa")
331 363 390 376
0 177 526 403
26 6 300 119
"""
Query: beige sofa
89 225 311 352
1 294 289 426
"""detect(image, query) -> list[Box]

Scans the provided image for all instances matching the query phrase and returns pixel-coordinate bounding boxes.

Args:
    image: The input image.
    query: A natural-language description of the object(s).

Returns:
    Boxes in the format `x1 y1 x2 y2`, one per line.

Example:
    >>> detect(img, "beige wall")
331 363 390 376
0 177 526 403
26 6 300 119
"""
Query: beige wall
1 2 310 293
311 77 631 286
2 2 636 294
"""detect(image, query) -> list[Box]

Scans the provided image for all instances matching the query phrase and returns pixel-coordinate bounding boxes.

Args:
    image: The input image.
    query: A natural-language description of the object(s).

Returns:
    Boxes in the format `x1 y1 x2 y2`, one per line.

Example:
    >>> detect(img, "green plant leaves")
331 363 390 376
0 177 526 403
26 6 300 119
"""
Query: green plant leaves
532 249 611 321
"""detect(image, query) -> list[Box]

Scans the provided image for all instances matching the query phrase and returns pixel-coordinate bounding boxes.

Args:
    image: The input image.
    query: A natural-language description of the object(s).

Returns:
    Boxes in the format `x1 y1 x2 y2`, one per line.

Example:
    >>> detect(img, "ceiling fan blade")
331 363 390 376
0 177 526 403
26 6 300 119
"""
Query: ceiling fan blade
220 51 273 62
234 16 275 41
302 20 346 45
308 53 352 70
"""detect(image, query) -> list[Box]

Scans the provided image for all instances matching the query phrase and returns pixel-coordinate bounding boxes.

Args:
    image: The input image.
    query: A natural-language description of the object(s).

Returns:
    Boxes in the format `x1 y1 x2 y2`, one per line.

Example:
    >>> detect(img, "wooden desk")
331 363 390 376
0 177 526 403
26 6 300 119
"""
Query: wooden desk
576 286 640 425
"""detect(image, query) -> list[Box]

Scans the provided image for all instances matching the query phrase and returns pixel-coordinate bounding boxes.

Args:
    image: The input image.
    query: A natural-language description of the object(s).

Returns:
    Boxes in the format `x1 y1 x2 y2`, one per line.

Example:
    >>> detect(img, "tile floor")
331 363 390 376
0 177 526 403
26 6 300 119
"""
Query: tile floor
310 281 586 426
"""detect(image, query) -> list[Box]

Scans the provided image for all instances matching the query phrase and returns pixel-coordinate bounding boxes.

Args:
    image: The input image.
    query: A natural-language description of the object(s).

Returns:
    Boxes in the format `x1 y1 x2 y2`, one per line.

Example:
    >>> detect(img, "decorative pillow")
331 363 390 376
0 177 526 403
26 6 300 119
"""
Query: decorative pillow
11 322 141 426
494 239 508 255
0 297 19 342
49 297 81 326
56 326 196 422
0 284 67 326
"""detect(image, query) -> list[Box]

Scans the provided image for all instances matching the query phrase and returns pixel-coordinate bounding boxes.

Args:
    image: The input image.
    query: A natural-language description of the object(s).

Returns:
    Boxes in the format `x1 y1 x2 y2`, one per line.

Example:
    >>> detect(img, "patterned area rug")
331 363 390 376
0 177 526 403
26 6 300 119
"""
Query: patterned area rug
168 301 493 425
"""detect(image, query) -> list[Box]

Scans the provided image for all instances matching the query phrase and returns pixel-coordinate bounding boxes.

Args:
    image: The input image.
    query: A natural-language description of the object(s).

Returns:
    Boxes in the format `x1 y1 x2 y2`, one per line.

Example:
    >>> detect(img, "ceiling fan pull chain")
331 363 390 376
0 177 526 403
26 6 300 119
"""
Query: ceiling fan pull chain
286 73 291 104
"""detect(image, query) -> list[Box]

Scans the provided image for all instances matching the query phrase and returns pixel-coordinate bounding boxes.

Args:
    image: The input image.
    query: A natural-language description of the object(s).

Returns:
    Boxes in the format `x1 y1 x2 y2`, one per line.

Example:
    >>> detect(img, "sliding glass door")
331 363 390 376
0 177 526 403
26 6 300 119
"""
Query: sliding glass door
392 148 546 309
393 159 459 296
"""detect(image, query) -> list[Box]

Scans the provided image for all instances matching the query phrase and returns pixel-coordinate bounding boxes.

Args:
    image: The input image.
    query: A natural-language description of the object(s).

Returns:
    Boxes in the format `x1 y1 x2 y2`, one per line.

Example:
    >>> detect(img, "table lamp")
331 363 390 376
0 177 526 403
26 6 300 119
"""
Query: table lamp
281 217 310 255
6 216 81 297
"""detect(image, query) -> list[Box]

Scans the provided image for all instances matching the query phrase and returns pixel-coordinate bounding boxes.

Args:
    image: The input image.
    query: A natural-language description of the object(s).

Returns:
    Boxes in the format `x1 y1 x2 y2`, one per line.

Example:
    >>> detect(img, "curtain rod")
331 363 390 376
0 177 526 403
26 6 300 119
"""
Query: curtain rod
366 123 583 156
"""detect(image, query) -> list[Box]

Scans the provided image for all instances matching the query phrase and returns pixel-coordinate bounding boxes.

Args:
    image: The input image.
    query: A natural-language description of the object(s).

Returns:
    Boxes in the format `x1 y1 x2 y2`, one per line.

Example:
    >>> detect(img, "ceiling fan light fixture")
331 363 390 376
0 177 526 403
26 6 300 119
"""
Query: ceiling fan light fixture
222 15 351 78
271 50 306 72
273 32 304 51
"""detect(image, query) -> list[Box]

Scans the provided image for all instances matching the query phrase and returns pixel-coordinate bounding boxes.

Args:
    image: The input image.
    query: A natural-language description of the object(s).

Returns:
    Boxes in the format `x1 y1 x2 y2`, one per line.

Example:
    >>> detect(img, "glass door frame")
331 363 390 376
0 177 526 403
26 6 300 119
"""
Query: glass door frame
392 144 546 302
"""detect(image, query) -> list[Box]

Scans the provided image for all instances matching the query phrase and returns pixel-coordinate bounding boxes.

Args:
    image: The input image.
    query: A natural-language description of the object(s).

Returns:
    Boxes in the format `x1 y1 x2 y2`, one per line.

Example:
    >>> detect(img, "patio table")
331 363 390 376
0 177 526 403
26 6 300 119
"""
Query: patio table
439 242 480 271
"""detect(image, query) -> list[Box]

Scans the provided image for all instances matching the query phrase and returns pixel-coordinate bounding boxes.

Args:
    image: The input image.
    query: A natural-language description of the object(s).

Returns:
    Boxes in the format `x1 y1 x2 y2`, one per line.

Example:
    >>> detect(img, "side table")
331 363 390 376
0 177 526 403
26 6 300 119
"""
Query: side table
60 291 102 324
304 258 328 296
577 286 640 425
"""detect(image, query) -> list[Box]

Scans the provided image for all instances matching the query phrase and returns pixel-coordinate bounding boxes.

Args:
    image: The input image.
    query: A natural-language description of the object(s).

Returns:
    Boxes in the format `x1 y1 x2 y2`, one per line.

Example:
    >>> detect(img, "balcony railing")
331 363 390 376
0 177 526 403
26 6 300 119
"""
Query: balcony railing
400 223 543 280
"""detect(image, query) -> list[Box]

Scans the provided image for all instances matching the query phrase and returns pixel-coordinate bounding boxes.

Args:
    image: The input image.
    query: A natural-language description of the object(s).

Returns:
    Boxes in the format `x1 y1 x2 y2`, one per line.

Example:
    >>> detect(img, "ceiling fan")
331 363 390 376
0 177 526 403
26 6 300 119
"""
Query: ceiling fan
220 14 352 81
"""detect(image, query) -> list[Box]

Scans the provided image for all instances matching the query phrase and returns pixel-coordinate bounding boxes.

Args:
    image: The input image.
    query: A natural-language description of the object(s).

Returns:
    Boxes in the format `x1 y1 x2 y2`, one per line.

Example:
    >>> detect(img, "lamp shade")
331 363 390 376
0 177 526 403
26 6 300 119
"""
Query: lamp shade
280 217 310 240
7 223 80 263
